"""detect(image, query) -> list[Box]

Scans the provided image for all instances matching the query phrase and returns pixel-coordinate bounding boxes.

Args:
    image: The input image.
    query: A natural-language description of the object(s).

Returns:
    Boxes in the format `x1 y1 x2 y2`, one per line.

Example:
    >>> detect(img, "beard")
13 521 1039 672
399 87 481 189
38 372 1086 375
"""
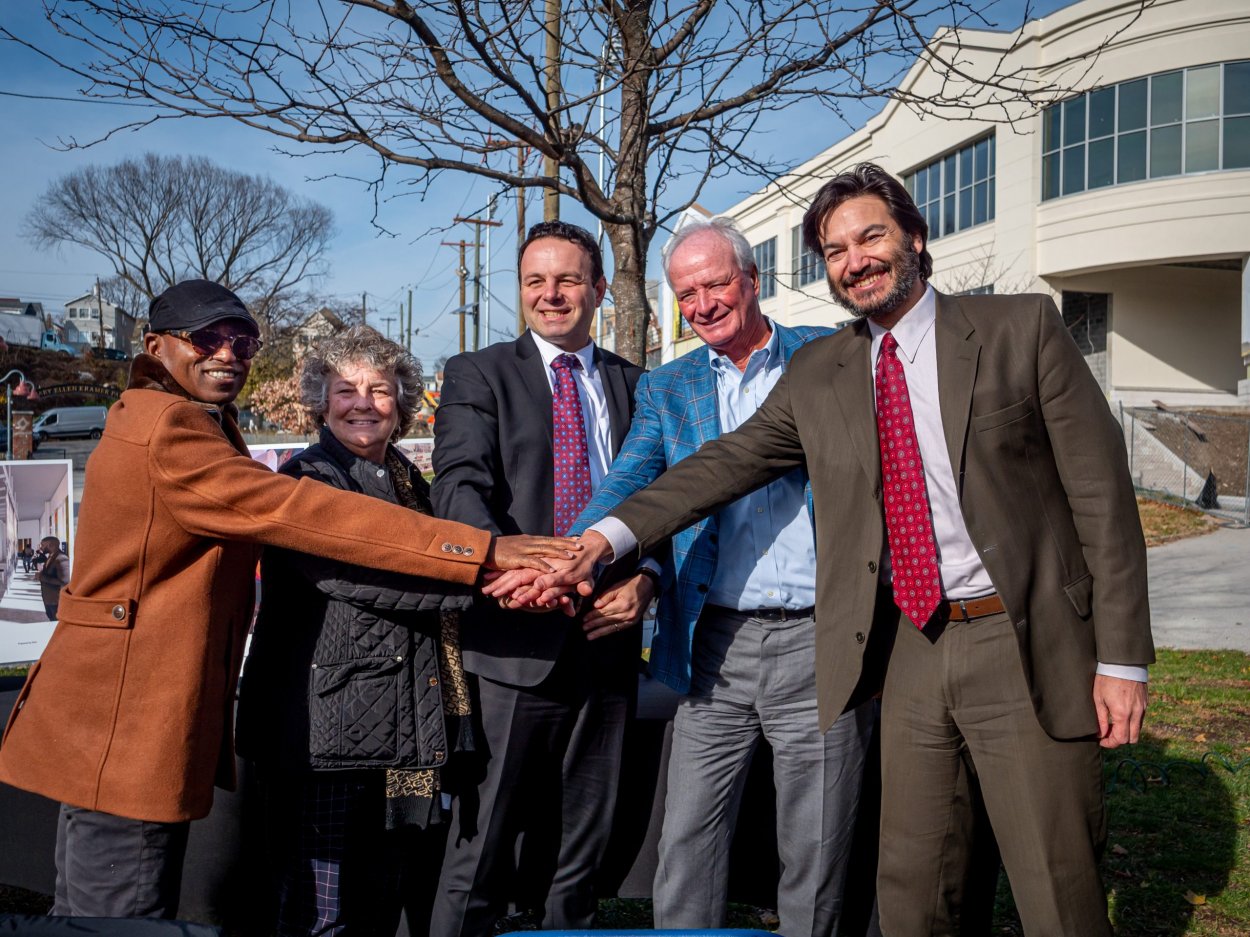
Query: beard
827 243 921 319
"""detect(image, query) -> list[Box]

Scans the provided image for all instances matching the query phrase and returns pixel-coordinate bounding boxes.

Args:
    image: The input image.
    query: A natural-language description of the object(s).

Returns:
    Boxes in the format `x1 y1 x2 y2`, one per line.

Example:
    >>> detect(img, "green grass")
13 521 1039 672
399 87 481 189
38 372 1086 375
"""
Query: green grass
1101 649 1250 936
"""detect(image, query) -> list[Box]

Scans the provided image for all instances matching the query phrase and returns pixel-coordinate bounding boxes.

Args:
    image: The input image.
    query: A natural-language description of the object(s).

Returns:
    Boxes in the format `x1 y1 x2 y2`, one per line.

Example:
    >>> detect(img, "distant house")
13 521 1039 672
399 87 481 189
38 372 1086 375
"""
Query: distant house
0 298 46 321
291 307 346 358
64 287 137 353
0 297 50 349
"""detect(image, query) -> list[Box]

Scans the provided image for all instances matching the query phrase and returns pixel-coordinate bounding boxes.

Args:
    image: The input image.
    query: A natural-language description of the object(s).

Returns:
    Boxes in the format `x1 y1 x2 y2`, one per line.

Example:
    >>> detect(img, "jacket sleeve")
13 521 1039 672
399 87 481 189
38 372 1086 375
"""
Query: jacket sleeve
613 369 807 558
147 403 490 586
571 370 669 534
431 353 506 534
40 556 71 590
1033 297 1154 666
275 461 471 614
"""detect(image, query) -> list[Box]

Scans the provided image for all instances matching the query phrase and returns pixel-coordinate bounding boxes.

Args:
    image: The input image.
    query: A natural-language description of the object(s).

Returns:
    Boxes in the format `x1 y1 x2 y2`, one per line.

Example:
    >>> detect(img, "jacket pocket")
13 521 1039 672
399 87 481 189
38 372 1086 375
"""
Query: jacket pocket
1064 573 1094 619
56 592 136 629
972 396 1035 432
309 657 405 762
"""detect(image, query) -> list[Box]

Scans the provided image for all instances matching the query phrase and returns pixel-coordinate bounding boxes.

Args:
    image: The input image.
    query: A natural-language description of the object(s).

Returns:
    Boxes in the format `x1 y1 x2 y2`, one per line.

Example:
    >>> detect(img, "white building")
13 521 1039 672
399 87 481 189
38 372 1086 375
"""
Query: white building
63 287 137 354
687 0 1250 406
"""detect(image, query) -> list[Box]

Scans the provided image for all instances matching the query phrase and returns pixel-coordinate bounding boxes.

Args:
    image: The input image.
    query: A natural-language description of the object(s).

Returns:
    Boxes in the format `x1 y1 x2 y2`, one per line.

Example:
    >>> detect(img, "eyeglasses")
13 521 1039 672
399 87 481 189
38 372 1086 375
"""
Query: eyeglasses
160 329 263 361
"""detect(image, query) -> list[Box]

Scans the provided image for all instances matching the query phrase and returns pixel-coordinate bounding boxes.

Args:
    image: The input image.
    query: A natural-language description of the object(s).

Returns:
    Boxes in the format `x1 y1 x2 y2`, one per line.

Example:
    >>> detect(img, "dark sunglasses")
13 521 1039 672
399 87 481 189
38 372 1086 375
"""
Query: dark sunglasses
161 329 263 361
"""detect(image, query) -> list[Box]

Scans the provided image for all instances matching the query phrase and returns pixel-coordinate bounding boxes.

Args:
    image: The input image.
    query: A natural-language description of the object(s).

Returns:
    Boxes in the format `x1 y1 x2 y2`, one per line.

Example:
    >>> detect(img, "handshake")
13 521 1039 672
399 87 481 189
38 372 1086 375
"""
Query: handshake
483 530 617 615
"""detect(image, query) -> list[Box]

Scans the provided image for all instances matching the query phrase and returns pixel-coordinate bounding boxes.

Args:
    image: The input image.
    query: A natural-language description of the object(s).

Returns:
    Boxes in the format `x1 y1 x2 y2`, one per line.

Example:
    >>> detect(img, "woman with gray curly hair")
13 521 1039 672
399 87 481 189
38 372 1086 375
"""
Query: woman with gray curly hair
237 325 469 937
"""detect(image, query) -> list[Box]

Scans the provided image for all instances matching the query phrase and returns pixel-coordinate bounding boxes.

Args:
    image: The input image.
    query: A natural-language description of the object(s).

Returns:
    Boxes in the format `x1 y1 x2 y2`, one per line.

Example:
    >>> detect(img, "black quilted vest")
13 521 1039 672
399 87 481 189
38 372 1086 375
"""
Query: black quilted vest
236 429 468 772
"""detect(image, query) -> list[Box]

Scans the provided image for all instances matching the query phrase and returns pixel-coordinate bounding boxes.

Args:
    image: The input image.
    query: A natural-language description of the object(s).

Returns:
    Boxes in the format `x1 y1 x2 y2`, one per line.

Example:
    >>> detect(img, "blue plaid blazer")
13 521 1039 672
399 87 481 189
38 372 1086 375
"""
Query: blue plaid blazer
573 322 833 693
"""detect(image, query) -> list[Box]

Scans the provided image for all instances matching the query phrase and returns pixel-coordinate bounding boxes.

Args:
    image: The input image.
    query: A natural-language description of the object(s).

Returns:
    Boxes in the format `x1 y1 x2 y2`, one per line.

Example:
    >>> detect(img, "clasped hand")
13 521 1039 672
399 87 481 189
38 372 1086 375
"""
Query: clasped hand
480 531 612 614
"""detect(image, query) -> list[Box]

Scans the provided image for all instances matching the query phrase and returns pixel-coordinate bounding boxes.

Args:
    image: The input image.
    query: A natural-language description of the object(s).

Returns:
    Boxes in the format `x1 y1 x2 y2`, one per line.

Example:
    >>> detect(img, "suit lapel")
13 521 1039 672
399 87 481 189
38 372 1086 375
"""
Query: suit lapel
934 293 981 490
833 321 881 491
516 332 555 457
593 346 632 455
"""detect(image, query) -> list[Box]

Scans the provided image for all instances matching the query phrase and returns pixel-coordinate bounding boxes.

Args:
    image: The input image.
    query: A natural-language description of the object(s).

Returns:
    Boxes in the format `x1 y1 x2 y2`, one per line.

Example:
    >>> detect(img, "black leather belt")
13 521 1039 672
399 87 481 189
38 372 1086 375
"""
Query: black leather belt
706 604 815 622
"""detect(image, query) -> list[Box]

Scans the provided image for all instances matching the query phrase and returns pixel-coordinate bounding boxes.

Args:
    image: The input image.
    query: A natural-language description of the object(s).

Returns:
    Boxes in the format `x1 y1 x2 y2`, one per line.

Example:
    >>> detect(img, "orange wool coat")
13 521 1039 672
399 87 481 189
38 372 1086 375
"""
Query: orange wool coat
0 356 490 822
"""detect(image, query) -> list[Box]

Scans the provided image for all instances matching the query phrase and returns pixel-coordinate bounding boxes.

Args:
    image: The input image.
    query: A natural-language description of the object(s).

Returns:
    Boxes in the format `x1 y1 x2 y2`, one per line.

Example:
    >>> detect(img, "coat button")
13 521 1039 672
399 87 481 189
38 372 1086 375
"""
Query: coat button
867 561 877 574
855 632 866 644
428 676 439 687
452 545 464 555
395 655 404 662
464 547 474 557
434 750 444 760
441 543 453 553
311 663 318 670
111 605 126 621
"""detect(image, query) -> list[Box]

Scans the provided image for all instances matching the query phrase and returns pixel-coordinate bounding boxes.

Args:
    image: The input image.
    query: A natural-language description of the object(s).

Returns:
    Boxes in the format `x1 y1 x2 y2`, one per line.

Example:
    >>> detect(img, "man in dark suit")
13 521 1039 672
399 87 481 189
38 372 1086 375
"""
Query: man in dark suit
500 165 1153 936
430 221 648 937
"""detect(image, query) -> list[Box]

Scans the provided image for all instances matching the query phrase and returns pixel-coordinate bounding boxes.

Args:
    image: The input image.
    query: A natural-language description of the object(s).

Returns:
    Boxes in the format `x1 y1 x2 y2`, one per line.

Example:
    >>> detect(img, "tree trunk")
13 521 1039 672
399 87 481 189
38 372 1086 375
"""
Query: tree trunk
605 221 652 366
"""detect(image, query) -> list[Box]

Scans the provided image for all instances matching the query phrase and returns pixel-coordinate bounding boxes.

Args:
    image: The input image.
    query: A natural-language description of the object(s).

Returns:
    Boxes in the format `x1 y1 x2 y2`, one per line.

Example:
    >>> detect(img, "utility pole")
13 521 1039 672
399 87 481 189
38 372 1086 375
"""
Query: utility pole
442 240 470 353
543 0 561 222
407 290 414 353
455 214 502 351
95 276 106 352
484 196 496 345
381 316 396 340
361 292 368 327
517 145 528 337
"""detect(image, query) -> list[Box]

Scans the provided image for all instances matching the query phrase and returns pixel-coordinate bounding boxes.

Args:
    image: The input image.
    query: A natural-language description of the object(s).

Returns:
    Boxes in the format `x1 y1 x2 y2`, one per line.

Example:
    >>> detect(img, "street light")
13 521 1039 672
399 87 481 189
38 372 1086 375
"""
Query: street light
2 370 38 461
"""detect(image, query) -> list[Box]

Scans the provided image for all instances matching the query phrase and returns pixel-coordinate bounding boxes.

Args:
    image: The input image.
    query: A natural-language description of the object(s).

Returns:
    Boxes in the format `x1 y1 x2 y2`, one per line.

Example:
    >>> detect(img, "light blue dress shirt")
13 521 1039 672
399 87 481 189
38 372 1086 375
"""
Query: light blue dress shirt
705 327 816 611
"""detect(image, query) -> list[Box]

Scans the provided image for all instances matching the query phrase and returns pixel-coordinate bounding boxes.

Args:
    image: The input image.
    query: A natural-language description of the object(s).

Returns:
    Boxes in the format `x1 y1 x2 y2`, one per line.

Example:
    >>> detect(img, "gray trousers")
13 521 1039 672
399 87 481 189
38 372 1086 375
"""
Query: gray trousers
653 606 874 937
53 803 190 918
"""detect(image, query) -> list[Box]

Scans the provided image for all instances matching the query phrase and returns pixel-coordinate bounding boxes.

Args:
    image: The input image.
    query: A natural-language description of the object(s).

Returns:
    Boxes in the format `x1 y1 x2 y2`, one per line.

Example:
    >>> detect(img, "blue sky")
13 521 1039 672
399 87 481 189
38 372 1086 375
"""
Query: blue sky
0 0 1071 368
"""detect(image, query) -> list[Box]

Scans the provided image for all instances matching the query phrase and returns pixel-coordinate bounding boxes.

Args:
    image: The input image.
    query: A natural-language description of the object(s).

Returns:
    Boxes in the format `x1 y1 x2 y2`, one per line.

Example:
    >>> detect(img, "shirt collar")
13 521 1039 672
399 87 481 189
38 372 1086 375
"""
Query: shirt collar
707 318 779 374
867 283 937 364
531 332 596 374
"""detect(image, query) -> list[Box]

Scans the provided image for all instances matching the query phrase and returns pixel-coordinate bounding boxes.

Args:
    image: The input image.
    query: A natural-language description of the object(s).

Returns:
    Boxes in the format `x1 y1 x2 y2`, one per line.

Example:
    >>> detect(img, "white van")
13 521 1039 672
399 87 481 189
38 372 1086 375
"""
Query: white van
33 406 109 442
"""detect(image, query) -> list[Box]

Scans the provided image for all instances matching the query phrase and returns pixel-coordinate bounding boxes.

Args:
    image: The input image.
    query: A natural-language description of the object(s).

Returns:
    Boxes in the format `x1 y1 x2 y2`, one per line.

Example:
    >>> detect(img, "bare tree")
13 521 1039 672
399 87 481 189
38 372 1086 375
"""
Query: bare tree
9 0 1142 363
26 153 334 338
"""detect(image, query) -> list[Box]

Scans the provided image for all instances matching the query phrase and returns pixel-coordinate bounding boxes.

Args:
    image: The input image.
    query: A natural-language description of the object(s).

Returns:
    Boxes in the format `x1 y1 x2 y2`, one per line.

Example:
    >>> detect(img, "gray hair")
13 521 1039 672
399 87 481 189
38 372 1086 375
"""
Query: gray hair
660 217 757 282
299 325 424 440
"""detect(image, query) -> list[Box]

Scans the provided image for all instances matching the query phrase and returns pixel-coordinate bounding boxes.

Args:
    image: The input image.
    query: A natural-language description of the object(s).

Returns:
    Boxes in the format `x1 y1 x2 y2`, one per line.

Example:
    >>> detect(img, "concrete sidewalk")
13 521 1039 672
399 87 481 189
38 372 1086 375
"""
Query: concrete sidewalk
1147 524 1250 652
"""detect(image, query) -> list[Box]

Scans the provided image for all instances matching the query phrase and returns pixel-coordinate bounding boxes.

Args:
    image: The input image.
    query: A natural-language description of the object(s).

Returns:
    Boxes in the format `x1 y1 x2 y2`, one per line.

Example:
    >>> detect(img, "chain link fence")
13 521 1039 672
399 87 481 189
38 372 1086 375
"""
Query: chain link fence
1119 404 1250 526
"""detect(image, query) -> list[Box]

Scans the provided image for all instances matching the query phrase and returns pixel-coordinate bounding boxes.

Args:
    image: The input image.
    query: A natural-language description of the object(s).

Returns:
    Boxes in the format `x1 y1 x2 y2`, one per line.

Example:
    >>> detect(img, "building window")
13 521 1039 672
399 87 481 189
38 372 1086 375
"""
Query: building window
903 135 996 241
1042 60 1250 201
753 237 777 300
791 226 822 287
955 285 995 296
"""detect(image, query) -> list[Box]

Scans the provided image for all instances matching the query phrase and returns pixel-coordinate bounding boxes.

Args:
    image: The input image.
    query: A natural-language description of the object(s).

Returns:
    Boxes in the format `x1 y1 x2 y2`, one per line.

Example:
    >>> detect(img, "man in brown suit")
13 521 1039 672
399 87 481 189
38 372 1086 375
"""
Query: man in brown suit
499 164 1154 936
0 280 575 920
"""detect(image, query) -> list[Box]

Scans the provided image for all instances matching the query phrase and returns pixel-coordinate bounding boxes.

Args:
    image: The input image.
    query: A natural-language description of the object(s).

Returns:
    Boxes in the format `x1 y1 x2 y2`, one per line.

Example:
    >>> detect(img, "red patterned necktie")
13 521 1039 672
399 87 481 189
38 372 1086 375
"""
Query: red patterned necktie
875 332 943 627
551 353 593 537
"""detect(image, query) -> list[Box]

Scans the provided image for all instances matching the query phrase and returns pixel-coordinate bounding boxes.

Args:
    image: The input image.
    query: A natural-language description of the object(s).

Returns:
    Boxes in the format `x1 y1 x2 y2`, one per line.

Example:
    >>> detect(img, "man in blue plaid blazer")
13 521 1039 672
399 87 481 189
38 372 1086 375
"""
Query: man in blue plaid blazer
573 218 875 937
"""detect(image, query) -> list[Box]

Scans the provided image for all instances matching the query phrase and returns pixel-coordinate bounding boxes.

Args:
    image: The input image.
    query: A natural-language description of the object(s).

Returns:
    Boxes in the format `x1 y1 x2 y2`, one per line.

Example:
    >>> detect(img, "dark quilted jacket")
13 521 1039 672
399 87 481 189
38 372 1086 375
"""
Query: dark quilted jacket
236 429 470 772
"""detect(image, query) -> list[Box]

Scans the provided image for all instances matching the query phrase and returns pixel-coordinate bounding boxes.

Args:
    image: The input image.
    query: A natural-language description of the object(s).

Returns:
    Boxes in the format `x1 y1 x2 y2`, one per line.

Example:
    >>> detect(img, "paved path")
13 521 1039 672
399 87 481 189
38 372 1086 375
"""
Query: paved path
1147 524 1250 652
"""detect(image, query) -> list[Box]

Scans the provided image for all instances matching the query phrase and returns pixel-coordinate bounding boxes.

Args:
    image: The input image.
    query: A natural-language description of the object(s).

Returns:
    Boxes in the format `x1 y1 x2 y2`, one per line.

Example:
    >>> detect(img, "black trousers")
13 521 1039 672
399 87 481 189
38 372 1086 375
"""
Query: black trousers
53 803 190 918
431 639 632 937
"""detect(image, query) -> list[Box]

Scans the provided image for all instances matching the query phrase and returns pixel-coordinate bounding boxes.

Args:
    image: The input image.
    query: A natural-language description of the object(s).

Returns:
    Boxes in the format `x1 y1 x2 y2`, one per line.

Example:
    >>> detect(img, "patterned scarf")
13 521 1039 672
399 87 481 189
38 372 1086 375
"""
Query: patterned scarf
383 447 472 829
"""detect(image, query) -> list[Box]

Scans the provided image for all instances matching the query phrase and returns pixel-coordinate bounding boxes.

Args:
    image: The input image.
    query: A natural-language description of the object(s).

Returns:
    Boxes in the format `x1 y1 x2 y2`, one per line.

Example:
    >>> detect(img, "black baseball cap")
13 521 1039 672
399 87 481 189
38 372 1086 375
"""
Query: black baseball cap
147 280 259 334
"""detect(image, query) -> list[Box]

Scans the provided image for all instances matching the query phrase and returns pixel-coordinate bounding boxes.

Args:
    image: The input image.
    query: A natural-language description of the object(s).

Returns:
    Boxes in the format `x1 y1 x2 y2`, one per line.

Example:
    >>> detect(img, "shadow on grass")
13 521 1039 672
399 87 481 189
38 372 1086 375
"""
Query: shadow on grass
992 734 1242 936
1103 735 1242 936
